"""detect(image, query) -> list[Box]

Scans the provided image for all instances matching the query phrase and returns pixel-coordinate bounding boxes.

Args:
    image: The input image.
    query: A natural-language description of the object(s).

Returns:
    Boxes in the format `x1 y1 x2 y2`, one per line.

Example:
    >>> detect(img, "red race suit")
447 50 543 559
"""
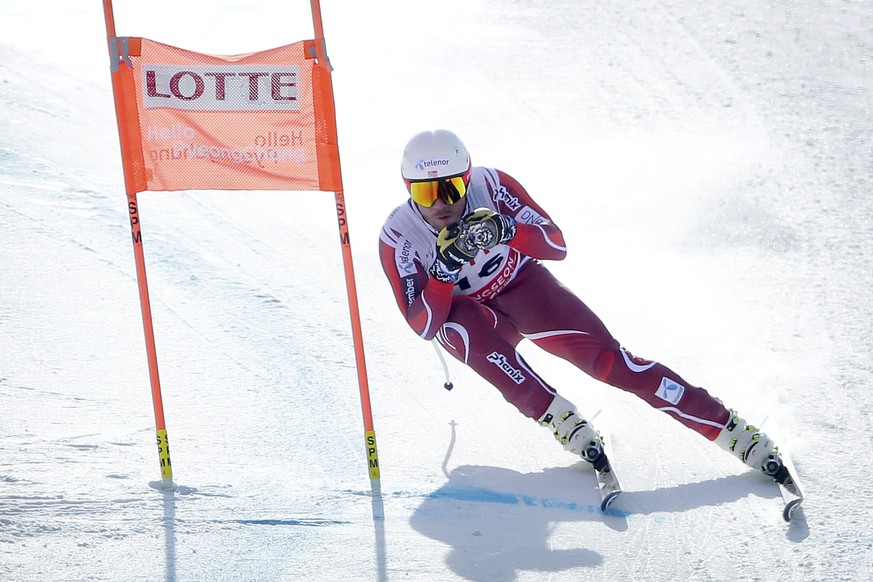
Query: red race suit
379 166 730 439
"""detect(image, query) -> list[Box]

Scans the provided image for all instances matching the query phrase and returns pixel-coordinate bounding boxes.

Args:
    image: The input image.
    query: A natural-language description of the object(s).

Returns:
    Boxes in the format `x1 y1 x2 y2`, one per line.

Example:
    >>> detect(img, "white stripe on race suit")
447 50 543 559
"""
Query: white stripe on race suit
657 406 726 430
420 290 436 340
621 348 658 373
439 322 471 364
523 330 591 341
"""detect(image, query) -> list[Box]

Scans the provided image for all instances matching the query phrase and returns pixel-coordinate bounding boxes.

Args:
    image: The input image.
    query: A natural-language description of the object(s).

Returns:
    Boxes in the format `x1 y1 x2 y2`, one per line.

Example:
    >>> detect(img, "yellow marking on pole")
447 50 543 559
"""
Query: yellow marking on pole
156 429 173 480
365 430 380 480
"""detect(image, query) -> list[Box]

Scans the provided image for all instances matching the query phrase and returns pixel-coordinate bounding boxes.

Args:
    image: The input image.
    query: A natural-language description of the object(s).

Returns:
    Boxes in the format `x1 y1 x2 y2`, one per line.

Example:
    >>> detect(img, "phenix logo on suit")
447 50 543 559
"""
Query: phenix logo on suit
487 352 526 384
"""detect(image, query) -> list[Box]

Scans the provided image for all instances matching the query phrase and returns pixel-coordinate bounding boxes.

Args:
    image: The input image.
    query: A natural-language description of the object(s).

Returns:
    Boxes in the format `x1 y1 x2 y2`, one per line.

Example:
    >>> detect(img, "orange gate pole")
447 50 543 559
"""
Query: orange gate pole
310 0 382 494
102 0 174 490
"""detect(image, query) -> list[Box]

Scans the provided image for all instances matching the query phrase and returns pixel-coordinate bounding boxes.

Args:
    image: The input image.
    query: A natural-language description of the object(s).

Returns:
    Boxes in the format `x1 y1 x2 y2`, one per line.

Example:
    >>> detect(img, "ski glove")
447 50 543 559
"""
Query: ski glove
459 208 517 251
429 222 478 283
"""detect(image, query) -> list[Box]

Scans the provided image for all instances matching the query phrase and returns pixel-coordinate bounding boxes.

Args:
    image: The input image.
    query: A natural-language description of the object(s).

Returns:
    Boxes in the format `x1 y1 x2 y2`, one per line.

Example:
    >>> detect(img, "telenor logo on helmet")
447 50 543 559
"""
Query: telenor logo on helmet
414 159 450 171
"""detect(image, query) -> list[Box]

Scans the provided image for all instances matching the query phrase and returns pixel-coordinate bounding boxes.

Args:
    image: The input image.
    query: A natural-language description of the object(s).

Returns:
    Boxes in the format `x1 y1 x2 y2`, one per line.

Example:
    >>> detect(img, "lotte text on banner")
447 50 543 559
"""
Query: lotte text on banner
112 38 341 193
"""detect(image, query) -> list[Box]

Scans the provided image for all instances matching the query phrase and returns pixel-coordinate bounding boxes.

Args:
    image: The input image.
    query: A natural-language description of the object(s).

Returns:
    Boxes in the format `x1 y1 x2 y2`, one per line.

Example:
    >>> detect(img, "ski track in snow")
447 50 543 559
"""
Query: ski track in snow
2 1 873 581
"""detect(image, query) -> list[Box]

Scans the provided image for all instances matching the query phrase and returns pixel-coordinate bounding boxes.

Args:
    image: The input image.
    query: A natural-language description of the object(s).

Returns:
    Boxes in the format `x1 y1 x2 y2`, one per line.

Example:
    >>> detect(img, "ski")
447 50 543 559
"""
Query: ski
774 451 805 522
590 410 622 511
594 452 622 511
757 417 805 522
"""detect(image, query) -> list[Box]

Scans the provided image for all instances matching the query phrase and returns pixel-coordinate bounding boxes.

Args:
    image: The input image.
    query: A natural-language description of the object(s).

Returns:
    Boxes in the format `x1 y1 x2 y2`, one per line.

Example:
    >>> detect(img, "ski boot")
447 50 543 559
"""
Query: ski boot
715 410 784 481
539 394 607 470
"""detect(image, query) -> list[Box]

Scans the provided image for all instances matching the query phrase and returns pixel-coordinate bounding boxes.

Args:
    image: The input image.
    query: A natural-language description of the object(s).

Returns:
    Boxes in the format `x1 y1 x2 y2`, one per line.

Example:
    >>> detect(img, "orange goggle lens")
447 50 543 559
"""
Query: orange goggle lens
406 174 469 208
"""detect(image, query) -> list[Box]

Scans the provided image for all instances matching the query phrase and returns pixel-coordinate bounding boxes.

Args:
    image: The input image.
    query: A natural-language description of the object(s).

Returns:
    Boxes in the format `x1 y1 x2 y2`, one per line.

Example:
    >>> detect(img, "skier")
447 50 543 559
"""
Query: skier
379 129 788 484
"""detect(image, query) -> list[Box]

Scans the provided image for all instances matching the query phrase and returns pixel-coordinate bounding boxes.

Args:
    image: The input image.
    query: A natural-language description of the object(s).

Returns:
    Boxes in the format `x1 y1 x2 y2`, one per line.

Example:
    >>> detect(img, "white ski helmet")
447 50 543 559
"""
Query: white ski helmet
400 130 471 182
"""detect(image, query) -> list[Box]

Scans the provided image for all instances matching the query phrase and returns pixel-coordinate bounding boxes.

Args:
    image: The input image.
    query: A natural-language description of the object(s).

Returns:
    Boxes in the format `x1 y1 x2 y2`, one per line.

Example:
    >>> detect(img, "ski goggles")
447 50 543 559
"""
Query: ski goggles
405 169 471 208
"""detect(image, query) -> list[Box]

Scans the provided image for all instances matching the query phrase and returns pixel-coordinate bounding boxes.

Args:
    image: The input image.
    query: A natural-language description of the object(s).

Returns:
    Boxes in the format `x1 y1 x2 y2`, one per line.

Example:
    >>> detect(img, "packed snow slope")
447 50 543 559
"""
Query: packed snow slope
1 1 871 581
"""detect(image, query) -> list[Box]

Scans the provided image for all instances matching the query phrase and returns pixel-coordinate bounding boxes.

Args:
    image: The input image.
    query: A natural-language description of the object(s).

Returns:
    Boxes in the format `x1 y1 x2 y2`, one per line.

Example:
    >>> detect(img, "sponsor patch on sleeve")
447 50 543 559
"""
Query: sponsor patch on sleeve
395 237 418 277
516 205 547 226
655 377 686 405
